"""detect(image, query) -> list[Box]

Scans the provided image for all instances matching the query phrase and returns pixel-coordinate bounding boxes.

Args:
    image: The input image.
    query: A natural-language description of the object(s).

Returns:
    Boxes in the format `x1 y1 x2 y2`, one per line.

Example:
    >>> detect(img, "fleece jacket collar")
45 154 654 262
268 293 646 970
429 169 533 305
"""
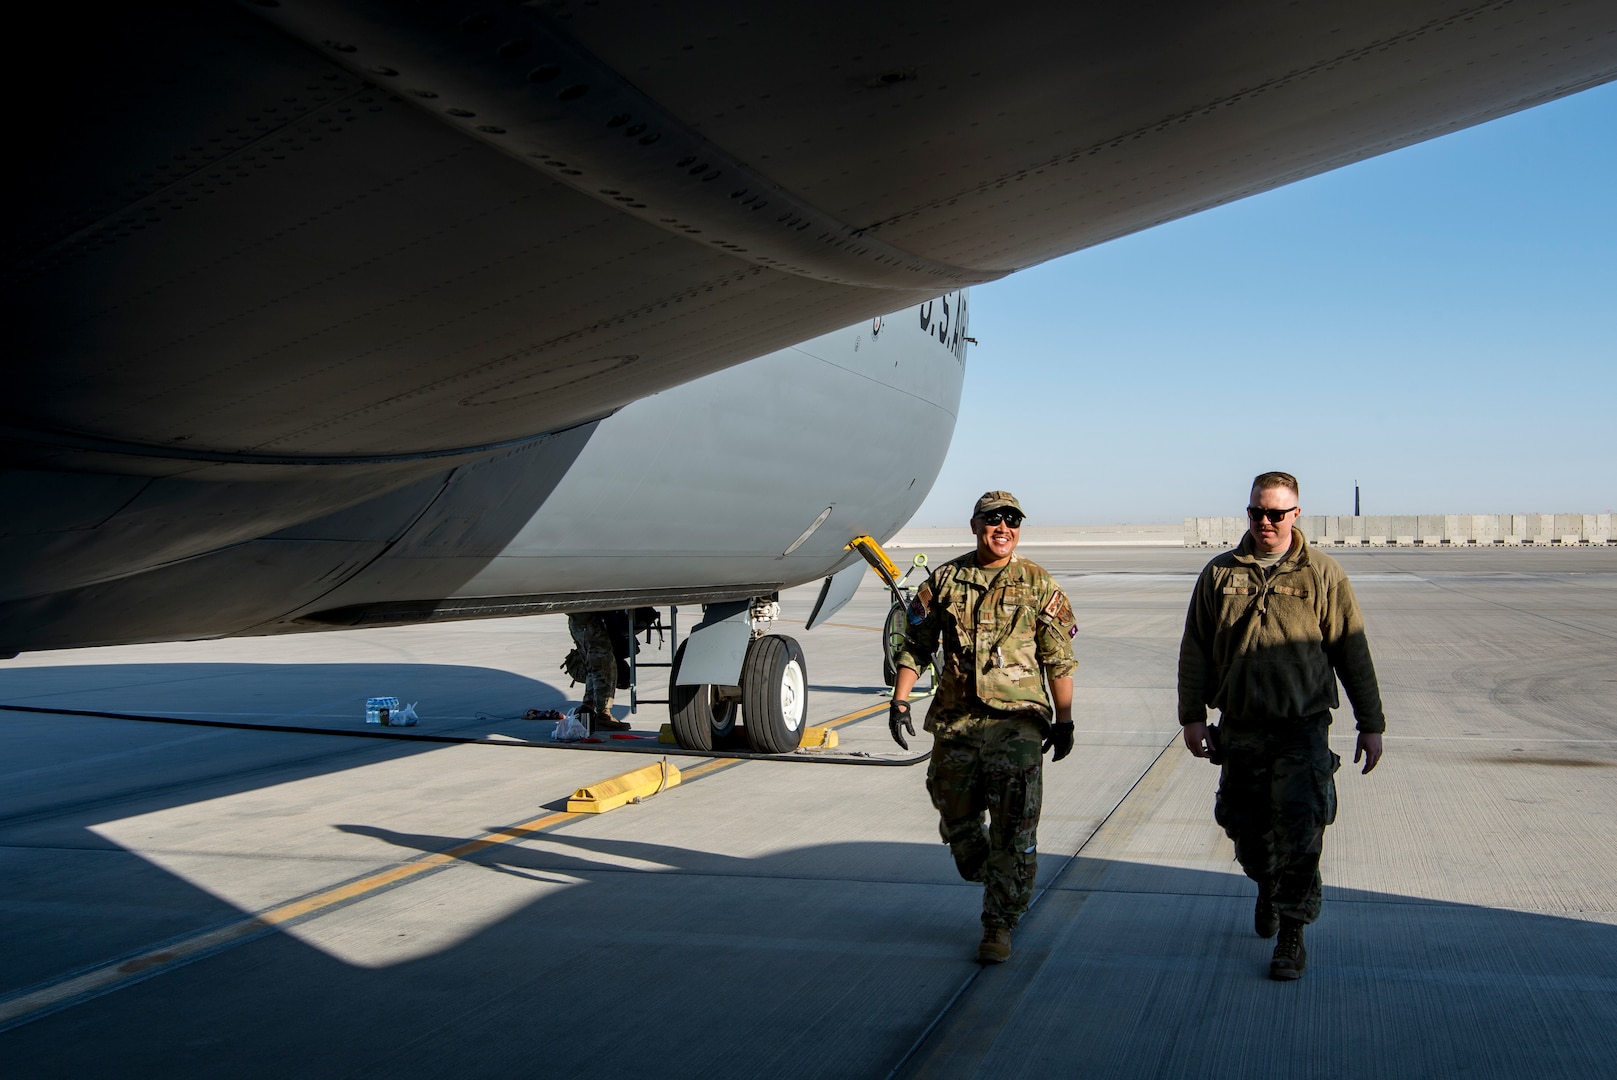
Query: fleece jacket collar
1232 527 1313 573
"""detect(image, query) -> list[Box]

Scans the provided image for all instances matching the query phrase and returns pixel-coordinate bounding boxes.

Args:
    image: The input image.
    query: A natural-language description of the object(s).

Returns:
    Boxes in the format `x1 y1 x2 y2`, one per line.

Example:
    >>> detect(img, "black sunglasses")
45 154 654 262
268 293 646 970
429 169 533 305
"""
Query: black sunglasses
980 510 1024 527
1246 506 1298 523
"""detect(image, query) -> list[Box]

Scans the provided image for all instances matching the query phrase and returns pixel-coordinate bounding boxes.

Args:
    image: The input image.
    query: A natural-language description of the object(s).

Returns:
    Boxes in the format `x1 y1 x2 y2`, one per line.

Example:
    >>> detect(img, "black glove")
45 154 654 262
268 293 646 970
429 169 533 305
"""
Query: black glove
1043 721 1075 762
889 699 915 749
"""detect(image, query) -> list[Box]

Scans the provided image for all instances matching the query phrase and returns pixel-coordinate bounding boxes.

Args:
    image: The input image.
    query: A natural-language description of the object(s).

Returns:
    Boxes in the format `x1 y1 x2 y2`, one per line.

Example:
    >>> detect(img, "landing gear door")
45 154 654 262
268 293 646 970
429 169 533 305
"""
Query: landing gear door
673 599 752 686
805 561 866 630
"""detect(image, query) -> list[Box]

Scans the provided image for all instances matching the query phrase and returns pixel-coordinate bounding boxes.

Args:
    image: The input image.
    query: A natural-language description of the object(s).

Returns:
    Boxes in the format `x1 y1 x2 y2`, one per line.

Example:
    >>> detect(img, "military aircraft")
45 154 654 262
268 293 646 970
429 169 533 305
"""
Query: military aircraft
6 1 1616 751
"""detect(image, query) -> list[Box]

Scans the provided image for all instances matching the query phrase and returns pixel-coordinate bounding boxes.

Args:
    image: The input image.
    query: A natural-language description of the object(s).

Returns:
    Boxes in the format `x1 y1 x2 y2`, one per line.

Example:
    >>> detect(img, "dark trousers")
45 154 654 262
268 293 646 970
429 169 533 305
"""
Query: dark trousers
925 714 1045 929
1214 713 1339 924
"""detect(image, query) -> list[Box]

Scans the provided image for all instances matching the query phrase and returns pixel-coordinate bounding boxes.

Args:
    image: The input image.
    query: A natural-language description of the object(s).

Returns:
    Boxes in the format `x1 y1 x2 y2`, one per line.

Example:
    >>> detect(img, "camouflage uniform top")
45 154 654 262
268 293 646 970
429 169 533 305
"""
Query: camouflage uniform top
895 552 1078 736
1177 528 1385 732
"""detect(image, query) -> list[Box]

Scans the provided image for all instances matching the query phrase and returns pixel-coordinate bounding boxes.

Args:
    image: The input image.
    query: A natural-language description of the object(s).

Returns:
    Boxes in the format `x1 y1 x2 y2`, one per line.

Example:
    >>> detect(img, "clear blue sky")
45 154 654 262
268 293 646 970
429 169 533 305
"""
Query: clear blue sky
911 80 1617 527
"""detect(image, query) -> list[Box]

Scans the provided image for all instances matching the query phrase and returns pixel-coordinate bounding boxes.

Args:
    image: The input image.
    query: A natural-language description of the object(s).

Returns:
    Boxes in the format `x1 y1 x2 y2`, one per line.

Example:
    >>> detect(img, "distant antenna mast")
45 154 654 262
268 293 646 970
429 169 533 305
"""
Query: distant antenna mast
1354 481 1360 517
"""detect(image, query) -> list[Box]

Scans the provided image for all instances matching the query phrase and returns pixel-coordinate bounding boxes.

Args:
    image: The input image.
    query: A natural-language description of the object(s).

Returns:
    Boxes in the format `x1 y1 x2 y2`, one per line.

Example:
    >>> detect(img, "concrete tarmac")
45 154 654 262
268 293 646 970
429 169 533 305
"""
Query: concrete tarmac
2 544 1614 1078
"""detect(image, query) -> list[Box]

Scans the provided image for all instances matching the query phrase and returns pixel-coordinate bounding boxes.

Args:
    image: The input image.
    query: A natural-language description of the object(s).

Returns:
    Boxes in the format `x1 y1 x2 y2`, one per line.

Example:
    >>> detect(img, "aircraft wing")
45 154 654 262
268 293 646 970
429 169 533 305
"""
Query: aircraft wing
4 0 1616 648
11 0 1616 468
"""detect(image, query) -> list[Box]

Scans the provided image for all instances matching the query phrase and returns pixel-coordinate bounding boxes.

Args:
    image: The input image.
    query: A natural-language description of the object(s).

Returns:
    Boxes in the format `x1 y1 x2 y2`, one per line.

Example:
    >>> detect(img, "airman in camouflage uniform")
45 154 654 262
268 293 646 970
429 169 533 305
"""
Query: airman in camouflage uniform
890 491 1078 964
1178 472 1385 981
567 613 630 731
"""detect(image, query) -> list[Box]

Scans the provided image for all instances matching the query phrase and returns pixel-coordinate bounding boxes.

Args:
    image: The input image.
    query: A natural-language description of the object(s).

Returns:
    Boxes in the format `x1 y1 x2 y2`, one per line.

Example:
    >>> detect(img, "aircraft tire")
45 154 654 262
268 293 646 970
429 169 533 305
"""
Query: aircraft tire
741 635 808 755
669 640 737 751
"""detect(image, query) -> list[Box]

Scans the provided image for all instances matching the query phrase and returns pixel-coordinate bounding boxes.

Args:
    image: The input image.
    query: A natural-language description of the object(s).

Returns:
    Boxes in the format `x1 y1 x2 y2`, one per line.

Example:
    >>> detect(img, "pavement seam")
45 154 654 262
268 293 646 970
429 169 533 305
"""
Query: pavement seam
885 733 1179 1079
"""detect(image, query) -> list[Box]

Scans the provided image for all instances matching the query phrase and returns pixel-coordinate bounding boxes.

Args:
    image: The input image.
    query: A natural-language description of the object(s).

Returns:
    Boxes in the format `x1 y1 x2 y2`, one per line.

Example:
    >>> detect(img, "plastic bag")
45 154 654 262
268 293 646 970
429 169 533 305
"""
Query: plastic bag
552 706 590 742
391 702 419 727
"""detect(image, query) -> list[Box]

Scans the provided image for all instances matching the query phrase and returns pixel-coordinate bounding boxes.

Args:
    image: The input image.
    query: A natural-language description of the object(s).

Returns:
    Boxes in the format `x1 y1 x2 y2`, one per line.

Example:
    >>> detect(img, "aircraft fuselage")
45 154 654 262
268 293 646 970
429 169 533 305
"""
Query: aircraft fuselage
1 295 969 653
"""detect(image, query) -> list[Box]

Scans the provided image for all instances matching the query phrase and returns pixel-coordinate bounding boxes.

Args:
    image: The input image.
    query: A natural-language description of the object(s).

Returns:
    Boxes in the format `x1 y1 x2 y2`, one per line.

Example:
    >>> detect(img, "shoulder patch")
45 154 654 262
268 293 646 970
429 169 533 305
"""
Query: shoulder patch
1042 589 1073 625
907 582 933 624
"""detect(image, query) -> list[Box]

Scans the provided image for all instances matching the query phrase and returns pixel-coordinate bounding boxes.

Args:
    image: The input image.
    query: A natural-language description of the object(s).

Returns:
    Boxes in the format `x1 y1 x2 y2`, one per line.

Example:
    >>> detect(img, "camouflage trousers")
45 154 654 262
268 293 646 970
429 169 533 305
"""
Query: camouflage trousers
1214 713 1340 924
567 614 616 713
926 712 1046 930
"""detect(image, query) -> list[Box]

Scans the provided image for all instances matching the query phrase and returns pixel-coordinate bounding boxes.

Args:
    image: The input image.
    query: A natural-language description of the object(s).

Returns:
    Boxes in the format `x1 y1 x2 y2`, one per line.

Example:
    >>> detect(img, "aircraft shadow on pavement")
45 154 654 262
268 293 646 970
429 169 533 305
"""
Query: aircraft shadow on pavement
4 817 1617 1078
0 660 576 735
5 660 1617 1077
0 661 577 839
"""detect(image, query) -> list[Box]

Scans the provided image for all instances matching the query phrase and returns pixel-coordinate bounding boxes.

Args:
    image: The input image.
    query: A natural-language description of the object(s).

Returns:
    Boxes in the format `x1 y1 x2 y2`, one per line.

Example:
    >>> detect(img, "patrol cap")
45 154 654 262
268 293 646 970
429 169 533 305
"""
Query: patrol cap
973 490 1023 517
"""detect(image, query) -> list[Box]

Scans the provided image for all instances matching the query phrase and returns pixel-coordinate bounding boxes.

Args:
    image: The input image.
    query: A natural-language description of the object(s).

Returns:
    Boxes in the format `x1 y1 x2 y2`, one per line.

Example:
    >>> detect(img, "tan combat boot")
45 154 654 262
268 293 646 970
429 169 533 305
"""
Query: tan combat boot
593 709 631 732
1269 916 1307 981
977 927 1012 964
1254 879 1279 939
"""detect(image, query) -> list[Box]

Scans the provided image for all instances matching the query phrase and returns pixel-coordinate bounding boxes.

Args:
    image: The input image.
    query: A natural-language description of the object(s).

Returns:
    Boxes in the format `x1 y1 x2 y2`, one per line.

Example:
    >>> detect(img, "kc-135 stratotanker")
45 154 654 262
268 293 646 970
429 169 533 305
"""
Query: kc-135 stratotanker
6 2 1616 752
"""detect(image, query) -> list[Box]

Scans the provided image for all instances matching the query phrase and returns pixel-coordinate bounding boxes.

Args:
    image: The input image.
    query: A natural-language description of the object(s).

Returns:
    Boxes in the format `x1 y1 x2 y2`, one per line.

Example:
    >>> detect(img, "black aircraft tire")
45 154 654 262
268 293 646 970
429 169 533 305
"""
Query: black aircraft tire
669 640 737 751
741 635 809 755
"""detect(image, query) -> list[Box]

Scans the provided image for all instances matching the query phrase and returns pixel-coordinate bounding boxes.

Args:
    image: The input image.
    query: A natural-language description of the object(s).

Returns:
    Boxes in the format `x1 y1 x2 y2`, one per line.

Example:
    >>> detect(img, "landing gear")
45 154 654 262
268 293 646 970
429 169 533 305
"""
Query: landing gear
741 635 807 754
667 633 807 754
665 595 808 754
668 639 738 751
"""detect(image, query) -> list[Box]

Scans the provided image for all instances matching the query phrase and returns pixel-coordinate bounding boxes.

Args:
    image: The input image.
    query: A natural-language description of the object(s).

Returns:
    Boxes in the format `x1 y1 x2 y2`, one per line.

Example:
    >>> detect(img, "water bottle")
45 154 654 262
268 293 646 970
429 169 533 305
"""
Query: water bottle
365 696 400 725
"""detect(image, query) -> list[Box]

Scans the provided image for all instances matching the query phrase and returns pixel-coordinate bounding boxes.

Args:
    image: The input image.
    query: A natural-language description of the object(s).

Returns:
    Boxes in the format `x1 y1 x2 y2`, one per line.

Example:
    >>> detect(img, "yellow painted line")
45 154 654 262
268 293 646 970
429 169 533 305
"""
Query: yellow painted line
0 808 580 1031
645 712 899 778
826 702 890 727
256 811 582 925
657 701 888 748
658 723 840 748
679 756 743 779
1 701 894 1030
817 622 884 632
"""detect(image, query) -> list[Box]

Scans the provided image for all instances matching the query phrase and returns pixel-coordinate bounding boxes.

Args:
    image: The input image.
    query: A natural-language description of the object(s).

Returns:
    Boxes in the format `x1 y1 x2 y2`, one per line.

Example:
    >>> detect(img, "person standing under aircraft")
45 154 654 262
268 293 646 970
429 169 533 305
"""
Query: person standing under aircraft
567 612 631 732
889 491 1078 964
1178 471 1385 981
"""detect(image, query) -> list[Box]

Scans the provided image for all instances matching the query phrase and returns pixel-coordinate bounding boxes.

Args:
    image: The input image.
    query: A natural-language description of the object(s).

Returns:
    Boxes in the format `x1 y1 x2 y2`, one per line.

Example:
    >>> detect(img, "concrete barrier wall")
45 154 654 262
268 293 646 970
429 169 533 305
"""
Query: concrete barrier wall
1184 513 1615 547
